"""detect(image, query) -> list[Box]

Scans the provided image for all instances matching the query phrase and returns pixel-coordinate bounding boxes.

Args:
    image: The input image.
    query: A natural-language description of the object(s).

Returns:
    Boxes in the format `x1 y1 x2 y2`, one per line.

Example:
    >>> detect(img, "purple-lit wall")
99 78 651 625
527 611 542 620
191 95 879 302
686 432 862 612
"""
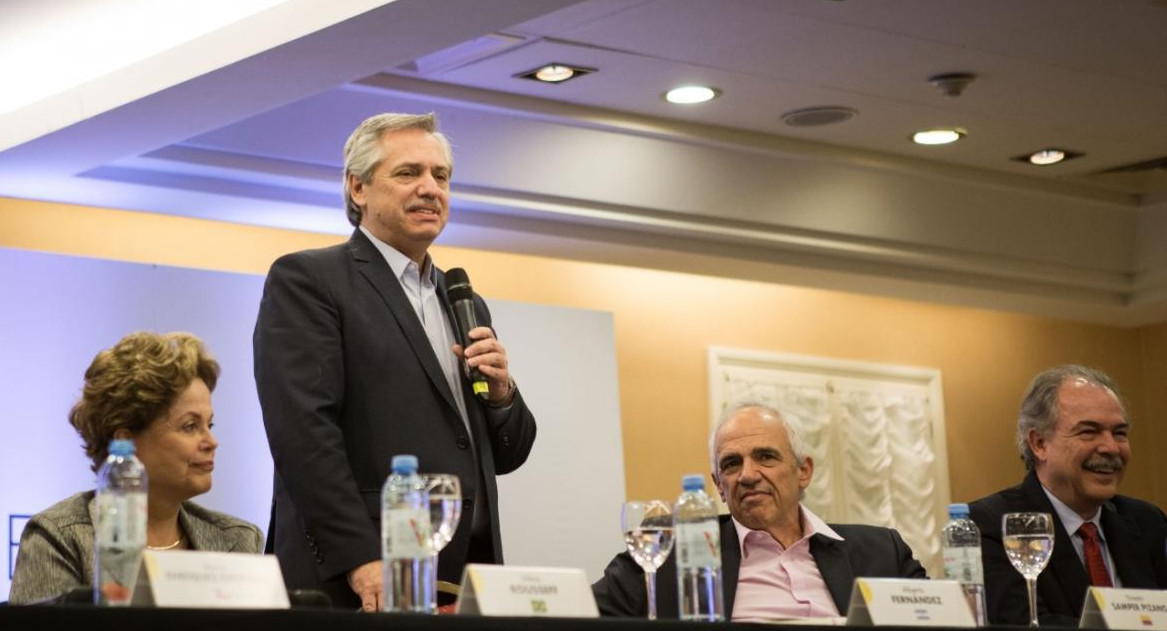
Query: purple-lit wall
0 247 625 600
0 248 272 599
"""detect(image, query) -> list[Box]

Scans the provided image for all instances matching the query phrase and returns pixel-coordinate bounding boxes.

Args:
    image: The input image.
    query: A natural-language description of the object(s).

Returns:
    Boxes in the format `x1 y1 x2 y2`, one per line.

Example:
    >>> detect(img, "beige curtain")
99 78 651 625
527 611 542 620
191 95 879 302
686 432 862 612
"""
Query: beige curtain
714 355 945 577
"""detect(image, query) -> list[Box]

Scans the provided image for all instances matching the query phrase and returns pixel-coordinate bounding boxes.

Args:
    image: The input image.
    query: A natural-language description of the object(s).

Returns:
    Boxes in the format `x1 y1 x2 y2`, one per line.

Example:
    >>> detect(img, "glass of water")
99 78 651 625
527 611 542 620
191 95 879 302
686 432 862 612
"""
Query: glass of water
1003 512 1054 627
622 500 675 620
423 473 462 611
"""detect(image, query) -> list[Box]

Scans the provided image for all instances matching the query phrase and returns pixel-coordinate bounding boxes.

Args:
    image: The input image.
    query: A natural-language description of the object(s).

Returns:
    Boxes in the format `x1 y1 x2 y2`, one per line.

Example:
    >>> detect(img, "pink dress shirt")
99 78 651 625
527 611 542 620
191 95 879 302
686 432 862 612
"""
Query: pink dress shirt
731 505 843 622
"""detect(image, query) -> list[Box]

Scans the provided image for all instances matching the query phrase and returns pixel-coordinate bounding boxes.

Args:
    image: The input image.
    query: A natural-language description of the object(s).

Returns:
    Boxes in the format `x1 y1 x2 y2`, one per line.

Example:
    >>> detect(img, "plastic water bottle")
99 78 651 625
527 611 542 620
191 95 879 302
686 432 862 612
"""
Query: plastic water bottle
942 503 987 626
675 474 724 621
381 454 433 613
94 438 148 606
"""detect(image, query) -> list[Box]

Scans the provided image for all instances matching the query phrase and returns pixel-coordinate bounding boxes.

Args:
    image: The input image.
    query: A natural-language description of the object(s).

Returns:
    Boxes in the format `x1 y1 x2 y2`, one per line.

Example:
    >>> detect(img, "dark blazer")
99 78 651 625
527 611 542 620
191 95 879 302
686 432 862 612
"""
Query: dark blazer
591 514 927 619
253 229 537 609
969 470 1167 626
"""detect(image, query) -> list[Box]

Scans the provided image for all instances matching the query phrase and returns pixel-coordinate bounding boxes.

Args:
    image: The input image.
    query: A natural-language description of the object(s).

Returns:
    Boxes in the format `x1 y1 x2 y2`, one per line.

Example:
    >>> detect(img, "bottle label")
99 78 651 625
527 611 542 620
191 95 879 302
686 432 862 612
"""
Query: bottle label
942 545 984 583
384 507 432 558
677 521 720 568
96 493 147 546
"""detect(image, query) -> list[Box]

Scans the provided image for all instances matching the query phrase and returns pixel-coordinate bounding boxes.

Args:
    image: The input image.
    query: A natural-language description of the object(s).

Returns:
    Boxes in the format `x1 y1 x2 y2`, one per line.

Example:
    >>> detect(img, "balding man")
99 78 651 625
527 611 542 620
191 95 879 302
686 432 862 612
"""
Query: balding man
592 403 926 621
970 365 1167 626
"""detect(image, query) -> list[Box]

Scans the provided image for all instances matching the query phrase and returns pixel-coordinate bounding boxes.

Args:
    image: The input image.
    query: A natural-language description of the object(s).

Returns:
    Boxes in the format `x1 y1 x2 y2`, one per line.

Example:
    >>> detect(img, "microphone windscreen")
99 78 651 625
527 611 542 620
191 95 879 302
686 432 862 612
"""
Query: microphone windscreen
445 268 474 303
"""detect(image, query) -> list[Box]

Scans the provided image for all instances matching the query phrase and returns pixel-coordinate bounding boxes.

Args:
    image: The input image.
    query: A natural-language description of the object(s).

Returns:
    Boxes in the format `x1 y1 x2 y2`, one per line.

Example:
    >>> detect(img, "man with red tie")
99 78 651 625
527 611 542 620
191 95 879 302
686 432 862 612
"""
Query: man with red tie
970 365 1167 626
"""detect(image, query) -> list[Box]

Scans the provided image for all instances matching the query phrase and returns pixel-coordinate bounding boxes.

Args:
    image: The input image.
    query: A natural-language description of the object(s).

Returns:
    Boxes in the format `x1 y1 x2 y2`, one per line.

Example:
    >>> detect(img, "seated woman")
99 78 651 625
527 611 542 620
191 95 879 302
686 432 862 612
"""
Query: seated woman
9 331 262 604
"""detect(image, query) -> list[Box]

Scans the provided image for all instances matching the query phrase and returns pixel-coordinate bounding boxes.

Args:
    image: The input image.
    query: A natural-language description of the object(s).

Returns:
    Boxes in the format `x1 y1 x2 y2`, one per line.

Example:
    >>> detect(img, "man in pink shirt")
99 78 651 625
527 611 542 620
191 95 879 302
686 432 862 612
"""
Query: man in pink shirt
593 403 927 620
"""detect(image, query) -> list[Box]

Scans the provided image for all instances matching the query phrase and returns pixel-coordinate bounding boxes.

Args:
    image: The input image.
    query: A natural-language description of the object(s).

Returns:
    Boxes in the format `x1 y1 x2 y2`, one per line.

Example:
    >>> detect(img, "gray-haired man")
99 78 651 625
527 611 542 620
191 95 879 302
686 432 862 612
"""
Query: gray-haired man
969 365 1167 626
592 403 926 621
254 113 537 610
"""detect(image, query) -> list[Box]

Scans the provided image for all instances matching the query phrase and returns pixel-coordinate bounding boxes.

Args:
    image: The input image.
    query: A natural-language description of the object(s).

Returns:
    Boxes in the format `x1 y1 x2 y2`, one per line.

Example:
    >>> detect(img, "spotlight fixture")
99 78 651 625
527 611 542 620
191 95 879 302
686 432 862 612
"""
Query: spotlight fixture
1011 148 1083 166
912 128 966 145
516 63 594 84
664 85 720 104
1029 149 1065 165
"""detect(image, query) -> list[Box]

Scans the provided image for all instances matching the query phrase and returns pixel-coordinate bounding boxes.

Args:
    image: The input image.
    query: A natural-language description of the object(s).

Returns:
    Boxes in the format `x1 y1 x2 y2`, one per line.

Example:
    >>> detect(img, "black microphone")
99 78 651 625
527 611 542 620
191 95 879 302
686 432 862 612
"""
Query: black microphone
444 268 490 400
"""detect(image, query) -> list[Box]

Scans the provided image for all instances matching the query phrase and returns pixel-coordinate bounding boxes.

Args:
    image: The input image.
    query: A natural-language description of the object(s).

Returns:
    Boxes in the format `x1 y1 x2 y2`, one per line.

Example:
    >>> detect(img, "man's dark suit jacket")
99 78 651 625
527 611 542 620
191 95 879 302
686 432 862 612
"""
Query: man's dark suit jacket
969 470 1167 626
591 514 927 618
254 229 537 609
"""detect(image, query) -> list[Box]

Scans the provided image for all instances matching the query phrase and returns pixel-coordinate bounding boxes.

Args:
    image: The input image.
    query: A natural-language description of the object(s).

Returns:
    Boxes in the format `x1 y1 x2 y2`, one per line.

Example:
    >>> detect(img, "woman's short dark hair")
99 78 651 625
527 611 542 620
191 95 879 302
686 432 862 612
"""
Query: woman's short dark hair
69 332 220 471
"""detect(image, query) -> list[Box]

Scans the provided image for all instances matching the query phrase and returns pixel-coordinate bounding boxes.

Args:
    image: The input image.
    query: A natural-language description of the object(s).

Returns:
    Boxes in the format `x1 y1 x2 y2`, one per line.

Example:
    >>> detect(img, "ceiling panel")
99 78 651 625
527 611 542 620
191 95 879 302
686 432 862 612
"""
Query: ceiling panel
4 0 1167 325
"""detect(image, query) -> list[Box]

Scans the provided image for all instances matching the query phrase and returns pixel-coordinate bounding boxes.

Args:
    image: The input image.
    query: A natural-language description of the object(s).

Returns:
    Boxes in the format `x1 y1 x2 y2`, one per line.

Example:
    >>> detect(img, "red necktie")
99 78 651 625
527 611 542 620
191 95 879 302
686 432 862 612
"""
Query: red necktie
1077 522 1113 587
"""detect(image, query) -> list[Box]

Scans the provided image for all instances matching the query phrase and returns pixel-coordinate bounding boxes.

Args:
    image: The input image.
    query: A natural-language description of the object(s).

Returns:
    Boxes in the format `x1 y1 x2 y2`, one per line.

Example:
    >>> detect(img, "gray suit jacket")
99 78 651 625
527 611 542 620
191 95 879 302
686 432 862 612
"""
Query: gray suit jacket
8 491 263 604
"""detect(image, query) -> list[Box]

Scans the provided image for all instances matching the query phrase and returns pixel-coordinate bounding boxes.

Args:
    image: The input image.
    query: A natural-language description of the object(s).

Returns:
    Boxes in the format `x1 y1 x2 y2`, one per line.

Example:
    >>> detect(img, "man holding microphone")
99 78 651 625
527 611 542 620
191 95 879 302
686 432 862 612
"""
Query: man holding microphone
254 112 537 610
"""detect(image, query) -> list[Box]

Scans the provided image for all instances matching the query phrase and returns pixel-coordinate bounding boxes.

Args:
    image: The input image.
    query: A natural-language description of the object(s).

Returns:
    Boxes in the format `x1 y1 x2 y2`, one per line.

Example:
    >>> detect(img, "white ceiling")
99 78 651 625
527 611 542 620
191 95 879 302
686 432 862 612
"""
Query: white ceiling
2 0 1167 325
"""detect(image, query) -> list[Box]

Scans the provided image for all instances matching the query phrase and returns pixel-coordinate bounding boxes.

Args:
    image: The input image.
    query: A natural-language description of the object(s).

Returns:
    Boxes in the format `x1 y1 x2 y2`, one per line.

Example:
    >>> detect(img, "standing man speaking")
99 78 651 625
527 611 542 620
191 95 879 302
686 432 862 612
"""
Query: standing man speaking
254 113 537 610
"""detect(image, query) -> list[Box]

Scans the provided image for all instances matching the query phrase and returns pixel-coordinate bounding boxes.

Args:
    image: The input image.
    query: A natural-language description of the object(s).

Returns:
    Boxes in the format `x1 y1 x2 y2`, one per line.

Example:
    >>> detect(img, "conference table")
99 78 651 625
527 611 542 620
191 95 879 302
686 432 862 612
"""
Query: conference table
0 606 1091 631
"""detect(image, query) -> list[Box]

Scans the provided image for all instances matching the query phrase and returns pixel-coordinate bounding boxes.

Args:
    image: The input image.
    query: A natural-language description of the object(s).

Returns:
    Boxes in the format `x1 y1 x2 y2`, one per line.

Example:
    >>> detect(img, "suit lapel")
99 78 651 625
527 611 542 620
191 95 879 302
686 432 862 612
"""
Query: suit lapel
810 534 855 614
348 231 460 414
720 517 741 618
178 505 220 551
1102 503 1155 588
434 271 465 348
1021 471 1090 609
434 269 492 451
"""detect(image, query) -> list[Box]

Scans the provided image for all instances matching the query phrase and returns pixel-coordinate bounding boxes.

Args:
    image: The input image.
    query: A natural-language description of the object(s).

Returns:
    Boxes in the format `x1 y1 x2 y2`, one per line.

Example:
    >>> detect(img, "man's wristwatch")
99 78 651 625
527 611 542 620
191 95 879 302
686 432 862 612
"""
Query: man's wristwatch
486 376 517 408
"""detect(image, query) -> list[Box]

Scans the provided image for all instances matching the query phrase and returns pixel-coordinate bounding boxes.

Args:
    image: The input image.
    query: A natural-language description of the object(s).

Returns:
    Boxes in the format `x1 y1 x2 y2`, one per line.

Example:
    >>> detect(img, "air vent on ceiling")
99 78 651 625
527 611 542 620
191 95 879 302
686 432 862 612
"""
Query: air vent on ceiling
781 106 857 127
1077 154 1167 197
1099 155 1167 174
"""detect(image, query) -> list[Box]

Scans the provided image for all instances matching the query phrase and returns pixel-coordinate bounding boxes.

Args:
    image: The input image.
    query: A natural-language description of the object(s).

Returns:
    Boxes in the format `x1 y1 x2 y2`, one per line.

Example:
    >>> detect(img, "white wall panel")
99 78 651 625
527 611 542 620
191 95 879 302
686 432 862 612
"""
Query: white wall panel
0 247 624 598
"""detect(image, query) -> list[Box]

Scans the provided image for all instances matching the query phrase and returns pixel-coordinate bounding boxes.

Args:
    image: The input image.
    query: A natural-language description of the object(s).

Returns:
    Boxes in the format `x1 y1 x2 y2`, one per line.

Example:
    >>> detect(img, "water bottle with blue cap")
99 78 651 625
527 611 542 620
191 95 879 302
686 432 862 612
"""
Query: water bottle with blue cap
381 454 433 613
94 438 148 606
675 473 724 621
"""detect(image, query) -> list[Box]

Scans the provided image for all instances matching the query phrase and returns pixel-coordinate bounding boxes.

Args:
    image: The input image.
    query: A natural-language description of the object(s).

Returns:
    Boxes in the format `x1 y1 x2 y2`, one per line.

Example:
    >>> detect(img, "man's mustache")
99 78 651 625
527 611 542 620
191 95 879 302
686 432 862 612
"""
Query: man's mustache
1083 454 1124 474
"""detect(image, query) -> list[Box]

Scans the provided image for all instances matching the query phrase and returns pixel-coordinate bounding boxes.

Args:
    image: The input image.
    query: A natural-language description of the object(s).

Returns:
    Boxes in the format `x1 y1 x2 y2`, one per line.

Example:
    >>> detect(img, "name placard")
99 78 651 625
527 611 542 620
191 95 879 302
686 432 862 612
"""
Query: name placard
1081 587 1167 630
132 550 290 609
846 578 975 627
455 564 599 617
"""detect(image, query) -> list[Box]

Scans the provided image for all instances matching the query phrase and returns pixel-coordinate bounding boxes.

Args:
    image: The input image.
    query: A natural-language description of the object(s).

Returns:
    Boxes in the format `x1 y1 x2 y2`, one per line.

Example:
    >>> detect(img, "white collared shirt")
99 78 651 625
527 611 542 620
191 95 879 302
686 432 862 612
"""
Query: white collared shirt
359 226 470 435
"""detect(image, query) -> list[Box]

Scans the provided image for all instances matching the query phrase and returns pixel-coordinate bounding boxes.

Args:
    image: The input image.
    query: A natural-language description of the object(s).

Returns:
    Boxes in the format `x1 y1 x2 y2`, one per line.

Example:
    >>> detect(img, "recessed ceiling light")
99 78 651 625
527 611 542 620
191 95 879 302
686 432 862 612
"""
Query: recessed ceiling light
1011 148 1083 166
1029 149 1065 165
516 63 594 84
535 65 575 82
664 85 720 104
912 128 965 145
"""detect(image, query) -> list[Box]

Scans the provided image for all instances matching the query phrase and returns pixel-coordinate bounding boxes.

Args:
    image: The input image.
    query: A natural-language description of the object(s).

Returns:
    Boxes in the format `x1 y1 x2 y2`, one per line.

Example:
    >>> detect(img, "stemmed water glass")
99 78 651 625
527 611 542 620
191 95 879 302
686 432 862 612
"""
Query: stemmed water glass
622 500 675 621
423 473 462 611
1003 512 1055 627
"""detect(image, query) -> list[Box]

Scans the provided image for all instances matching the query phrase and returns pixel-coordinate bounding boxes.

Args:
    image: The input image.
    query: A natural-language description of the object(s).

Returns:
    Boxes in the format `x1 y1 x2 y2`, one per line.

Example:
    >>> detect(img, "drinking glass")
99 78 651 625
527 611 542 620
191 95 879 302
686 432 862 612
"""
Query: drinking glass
422 473 462 611
622 500 675 620
1003 512 1055 627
